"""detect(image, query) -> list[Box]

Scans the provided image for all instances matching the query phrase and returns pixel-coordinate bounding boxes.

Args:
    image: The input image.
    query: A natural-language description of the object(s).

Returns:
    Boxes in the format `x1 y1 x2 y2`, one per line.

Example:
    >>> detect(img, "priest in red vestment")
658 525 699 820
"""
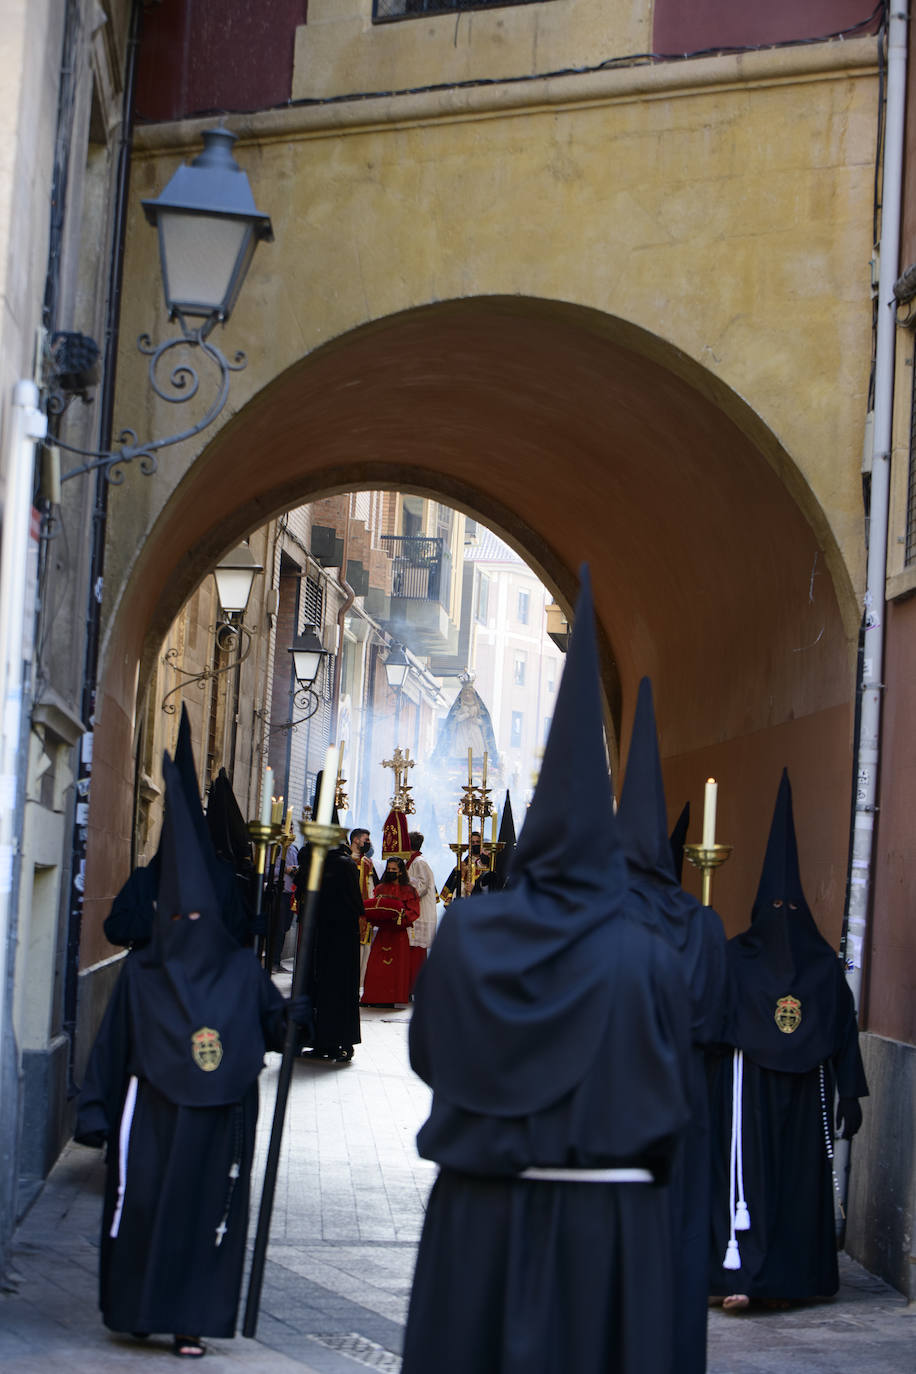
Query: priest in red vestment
361 856 419 1005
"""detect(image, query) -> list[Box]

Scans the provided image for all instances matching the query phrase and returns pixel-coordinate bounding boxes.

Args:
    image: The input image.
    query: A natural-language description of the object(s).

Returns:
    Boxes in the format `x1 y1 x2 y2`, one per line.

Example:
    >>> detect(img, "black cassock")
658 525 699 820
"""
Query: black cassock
75 956 285 1336
404 923 690 1374
295 844 362 1056
708 771 868 1300
617 677 729 1374
402 569 692 1374
76 750 288 1339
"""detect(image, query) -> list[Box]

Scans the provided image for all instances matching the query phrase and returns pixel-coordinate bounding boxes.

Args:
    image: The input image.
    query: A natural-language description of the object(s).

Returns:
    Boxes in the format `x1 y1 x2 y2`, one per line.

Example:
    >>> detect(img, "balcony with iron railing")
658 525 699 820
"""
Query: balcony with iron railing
378 535 457 654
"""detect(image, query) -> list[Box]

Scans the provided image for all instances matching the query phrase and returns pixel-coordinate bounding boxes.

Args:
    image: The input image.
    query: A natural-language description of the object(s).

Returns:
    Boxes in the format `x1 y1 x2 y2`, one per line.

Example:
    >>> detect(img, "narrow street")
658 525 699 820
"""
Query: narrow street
1 1007 909 1372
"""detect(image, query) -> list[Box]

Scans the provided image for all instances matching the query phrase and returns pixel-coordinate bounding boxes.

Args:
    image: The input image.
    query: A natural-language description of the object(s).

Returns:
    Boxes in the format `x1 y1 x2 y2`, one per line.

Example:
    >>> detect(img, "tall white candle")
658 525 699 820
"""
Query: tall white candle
260 767 273 825
482 751 488 792
702 778 718 849
315 745 339 825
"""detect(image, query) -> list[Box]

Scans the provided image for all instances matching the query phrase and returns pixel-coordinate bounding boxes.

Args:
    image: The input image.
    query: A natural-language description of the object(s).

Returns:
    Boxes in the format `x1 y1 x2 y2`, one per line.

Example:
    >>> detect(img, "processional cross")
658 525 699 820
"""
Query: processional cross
381 746 416 814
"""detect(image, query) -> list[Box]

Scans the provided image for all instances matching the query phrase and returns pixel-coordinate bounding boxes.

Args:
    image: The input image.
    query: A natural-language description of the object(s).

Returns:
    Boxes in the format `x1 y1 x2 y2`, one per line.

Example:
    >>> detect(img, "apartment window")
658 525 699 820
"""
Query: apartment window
510 711 523 748
374 1 547 21
513 651 526 686
477 573 490 624
517 589 529 625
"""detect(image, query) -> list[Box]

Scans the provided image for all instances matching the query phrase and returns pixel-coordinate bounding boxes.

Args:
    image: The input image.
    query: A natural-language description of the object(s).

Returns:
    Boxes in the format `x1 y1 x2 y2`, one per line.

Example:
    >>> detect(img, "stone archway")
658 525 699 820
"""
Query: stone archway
84 296 857 965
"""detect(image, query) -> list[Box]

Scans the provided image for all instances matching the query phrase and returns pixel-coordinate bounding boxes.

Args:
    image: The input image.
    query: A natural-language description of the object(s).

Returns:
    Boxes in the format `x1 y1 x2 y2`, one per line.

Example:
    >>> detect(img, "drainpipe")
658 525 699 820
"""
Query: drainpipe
838 6 908 1222
0 381 47 1145
330 513 355 742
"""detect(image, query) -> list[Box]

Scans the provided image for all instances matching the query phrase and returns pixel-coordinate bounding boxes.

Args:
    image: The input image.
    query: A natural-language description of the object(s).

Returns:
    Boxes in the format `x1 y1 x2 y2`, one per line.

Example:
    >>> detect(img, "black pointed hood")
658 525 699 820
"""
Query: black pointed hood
206 767 253 870
508 566 618 894
490 790 516 890
410 565 633 1117
727 769 842 1071
617 678 676 880
175 705 226 882
618 678 701 952
133 752 267 1106
669 802 690 884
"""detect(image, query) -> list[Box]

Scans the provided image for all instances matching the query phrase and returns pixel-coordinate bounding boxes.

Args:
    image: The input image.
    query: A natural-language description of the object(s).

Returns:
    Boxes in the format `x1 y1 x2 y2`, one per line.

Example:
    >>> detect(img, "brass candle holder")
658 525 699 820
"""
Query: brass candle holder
682 842 732 907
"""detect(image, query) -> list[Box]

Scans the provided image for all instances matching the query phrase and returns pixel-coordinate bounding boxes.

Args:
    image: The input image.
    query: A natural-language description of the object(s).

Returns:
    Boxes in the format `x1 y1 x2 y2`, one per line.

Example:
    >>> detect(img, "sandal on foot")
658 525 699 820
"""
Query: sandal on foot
722 1295 750 1313
173 1335 206 1358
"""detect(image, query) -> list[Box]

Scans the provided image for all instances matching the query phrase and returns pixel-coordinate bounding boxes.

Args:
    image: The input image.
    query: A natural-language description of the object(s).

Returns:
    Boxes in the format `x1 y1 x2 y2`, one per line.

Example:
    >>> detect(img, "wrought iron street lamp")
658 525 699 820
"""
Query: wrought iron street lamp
161 542 263 713
142 128 273 335
49 128 273 485
384 642 410 692
212 540 262 617
282 626 330 729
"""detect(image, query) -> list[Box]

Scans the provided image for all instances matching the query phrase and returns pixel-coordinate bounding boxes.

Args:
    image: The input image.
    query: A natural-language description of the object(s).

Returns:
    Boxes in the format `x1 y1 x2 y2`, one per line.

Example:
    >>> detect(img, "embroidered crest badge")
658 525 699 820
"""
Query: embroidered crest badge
191 1026 223 1071
774 996 802 1034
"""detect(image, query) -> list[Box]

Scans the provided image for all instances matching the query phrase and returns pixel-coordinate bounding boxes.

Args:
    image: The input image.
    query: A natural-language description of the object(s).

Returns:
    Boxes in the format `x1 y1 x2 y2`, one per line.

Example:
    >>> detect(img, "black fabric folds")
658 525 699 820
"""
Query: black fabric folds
411 567 646 1118
727 770 842 1073
669 801 690 884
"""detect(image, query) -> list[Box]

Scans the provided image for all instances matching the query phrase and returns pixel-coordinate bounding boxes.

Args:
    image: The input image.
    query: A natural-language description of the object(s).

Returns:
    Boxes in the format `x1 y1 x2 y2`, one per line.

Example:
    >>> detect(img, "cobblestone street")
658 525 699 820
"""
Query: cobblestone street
1 1008 910 1372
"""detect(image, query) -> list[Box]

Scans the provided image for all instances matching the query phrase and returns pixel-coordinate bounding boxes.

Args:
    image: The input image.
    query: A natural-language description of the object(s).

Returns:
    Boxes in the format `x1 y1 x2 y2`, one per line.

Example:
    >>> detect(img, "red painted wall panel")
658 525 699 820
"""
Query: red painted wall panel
868 596 916 1046
135 0 309 123
653 0 880 55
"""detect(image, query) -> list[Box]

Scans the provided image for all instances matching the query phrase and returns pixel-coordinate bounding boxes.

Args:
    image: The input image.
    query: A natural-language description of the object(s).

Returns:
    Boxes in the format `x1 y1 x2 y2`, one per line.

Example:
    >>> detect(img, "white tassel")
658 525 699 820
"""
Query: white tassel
723 1239 742 1270
734 1200 750 1231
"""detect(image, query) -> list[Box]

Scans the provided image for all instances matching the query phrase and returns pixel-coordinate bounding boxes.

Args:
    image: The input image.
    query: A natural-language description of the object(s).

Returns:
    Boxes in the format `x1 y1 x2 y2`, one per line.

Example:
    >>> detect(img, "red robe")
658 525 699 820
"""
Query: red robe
361 881 420 1005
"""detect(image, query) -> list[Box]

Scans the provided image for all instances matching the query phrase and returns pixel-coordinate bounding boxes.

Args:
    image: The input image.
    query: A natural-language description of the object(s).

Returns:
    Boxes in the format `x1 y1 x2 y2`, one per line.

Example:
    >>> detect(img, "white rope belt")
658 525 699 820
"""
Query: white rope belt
518 1167 653 1183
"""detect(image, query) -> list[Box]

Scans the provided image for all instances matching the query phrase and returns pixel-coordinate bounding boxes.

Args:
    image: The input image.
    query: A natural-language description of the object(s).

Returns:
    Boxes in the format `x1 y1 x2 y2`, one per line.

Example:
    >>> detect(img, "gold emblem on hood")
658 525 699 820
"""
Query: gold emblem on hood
774 996 802 1034
191 1026 223 1071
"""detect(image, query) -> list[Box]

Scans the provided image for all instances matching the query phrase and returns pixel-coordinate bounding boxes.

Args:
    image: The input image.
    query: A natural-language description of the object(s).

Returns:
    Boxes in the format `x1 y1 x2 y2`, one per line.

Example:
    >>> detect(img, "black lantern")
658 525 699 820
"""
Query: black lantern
142 128 273 332
384 643 410 692
289 625 327 691
213 542 263 618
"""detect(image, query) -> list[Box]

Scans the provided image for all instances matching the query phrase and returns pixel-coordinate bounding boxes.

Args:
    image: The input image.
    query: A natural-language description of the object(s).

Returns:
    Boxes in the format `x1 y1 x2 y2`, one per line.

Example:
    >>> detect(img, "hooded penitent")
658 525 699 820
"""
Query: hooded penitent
488 790 516 891
206 766 253 870
617 678 697 944
727 769 842 1073
410 566 688 1124
132 753 268 1107
615 677 728 1374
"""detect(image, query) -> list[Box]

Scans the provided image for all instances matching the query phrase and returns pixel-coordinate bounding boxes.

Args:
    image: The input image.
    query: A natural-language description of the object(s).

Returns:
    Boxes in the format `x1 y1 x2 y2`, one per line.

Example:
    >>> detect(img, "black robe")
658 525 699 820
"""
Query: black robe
707 770 868 1301
296 845 362 1055
75 950 286 1336
707 962 867 1299
402 569 692 1374
403 921 691 1374
617 676 730 1374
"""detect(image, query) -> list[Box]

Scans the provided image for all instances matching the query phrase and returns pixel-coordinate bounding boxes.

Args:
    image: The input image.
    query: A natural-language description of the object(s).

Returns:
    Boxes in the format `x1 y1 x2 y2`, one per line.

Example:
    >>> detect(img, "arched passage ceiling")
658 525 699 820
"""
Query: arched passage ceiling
96 296 856 933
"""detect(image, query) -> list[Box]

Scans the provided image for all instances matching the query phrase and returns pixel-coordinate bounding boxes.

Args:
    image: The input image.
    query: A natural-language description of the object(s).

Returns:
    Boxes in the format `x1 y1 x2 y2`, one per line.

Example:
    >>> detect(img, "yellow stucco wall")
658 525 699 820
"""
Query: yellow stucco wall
293 0 648 102
106 37 878 660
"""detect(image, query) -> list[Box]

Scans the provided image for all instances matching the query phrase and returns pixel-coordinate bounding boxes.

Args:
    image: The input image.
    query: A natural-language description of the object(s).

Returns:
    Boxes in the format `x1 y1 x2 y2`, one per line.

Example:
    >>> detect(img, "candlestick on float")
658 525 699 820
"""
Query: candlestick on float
684 778 730 906
247 814 283 964
260 766 274 827
683 842 732 907
245 751 345 1338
